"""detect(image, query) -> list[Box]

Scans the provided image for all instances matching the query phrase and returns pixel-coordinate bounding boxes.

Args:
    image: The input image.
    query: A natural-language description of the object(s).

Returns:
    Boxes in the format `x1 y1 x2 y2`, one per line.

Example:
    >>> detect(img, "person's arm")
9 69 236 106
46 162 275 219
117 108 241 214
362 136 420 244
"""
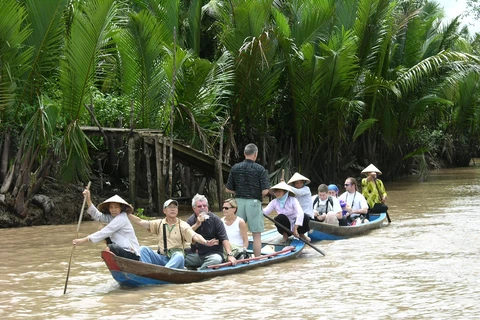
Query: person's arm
191 213 208 231
192 233 218 246
72 237 89 246
84 192 112 223
330 198 343 219
378 179 387 202
83 189 93 208
127 212 151 230
262 199 275 216
354 194 369 214
87 214 125 243
260 168 270 197
222 239 237 265
225 171 236 194
293 198 305 227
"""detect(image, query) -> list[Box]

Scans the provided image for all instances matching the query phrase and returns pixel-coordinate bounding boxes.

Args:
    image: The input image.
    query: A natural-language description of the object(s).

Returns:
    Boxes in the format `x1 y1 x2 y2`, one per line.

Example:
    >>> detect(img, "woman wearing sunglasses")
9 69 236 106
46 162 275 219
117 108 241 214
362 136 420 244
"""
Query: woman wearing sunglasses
221 198 249 258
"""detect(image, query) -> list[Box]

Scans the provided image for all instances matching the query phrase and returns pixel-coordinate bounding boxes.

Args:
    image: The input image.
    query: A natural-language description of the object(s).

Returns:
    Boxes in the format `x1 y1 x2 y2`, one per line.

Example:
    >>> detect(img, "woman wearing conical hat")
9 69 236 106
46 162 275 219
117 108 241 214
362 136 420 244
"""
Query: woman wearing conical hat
72 189 140 261
361 164 388 214
263 181 311 243
287 172 314 219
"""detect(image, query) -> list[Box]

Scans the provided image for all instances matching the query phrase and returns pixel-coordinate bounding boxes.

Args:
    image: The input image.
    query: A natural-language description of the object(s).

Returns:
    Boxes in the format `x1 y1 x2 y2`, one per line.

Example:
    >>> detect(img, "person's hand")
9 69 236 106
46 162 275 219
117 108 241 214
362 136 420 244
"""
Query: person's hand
73 237 88 246
204 238 219 246
197 212 209 223
227 255 237 266
82 189 90 198
346 204 352 213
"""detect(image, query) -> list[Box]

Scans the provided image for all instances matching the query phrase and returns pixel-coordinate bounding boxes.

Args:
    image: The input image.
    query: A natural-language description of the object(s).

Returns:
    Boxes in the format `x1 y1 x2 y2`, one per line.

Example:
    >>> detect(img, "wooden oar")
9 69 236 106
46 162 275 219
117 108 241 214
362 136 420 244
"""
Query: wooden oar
63 181 91 295
207 246 296 269
385 211 391 224
263 214 325 256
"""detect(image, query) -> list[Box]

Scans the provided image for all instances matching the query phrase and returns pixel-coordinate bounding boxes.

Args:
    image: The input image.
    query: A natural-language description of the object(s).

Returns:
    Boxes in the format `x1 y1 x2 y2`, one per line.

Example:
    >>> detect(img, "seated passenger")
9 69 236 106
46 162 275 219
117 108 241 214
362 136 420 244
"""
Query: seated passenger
312 184 342 226
263 182 311 243
128 199 217 269
339 177 369 224
287 172 314 219
185 194 237 269
221 198 249 258
327 184 348 226
327 184 339 197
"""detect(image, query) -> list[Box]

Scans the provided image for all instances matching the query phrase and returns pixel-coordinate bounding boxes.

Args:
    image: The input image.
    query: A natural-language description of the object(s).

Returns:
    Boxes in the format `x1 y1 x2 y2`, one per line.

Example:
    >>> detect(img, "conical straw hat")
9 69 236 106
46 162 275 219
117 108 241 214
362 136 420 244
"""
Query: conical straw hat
287 172 311 185
97 195 134 214
361 164 382 175
270 181 296 197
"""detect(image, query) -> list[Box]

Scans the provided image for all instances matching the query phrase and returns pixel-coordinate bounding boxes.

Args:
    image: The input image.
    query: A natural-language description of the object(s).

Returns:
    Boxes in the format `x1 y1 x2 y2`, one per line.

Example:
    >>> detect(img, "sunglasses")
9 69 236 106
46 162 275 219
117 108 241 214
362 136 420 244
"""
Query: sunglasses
196 204 208 208
222 206 234 210
344 183 351 186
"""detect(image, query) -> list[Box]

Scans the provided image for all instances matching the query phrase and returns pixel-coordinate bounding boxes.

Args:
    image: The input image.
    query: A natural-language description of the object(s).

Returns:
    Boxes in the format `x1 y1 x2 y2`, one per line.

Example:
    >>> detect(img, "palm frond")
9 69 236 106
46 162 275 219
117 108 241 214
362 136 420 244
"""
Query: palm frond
0 0 32 114
59 0 119 182
20 0 68 105
115 8 170 128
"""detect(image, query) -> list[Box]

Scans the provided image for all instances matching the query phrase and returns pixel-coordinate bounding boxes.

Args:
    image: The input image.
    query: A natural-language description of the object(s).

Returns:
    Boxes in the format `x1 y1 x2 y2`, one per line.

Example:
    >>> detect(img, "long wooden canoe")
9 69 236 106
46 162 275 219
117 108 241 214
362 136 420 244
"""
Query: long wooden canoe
101 229 305 287
308 213 387 241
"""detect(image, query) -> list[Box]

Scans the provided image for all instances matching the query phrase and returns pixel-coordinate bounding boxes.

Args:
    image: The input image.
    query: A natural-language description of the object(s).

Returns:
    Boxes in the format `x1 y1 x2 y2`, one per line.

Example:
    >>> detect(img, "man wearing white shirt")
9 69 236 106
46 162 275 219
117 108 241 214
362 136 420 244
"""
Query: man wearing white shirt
339 177 369 223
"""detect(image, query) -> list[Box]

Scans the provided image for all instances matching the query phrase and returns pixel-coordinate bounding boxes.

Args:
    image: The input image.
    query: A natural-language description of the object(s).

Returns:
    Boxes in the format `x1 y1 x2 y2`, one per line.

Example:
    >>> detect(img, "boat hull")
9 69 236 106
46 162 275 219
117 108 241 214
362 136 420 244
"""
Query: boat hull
308 213 387 241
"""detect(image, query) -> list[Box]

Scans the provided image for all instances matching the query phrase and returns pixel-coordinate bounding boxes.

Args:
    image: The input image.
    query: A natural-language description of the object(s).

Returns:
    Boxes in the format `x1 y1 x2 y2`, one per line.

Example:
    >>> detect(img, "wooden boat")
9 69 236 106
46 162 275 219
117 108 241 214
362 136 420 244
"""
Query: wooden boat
101 229 305 287
308 213 387 241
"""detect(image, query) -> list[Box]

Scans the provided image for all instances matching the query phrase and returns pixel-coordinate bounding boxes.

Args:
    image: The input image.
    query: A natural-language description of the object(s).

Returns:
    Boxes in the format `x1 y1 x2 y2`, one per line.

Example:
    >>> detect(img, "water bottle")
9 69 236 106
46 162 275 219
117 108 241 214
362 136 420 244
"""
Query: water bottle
340 200 347 217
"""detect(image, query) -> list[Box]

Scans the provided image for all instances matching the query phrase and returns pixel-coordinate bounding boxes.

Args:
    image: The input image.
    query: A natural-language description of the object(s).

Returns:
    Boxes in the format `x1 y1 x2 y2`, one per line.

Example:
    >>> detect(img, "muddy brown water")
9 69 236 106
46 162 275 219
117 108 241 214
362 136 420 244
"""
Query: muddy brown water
0 166 479 319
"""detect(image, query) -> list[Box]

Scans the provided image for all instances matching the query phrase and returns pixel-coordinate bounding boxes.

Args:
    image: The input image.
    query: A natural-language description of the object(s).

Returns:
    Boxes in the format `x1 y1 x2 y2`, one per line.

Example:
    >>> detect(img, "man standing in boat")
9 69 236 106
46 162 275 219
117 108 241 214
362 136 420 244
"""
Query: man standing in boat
128 199 217 269
225 143 270 257
185 194 237 269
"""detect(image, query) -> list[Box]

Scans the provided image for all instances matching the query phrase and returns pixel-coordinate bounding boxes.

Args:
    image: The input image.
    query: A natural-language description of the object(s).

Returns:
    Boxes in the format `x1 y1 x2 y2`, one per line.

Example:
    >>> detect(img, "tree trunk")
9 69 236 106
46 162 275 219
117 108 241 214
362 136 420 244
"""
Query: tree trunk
0 129 10 181
144 141 153 212
128 136 136 208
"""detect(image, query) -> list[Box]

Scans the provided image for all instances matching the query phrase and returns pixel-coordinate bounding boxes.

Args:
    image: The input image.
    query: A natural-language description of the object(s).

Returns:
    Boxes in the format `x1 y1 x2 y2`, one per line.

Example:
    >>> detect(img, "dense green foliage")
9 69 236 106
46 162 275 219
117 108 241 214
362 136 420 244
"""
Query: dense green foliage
1 0 480 198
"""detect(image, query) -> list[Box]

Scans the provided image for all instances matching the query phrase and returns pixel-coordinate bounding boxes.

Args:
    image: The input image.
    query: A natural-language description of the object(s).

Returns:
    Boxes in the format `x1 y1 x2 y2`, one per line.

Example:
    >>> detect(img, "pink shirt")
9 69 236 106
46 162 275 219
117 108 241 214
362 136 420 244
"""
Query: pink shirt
263 196 305 231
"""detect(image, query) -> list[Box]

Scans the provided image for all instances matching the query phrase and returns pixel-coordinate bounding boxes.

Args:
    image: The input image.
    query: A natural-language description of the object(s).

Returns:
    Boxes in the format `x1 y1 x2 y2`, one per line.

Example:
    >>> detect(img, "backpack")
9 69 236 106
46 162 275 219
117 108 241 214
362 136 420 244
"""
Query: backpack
312 196 333 213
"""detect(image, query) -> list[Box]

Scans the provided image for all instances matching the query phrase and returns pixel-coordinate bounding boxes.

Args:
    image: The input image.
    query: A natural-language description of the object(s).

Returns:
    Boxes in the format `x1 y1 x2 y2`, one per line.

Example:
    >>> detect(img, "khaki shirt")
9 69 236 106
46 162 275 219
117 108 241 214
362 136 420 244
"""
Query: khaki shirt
148 218 196 255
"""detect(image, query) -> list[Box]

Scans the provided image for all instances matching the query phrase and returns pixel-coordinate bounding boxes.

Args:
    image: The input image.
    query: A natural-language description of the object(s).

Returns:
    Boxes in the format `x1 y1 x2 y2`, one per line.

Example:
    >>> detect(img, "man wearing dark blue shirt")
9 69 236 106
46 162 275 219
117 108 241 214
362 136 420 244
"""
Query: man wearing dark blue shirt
185 194 237 269
225 143 270 256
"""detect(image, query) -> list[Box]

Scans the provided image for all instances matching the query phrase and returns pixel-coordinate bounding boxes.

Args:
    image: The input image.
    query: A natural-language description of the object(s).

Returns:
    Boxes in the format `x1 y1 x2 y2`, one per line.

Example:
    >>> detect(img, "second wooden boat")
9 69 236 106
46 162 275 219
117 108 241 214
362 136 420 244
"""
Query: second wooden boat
308 213 387 241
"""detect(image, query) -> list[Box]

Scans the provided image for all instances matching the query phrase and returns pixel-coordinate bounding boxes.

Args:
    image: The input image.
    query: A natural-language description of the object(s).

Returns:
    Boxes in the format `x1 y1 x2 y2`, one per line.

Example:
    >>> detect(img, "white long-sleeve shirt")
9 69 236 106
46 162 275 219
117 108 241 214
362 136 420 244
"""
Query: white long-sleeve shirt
86 204 140 255
289 185 313 218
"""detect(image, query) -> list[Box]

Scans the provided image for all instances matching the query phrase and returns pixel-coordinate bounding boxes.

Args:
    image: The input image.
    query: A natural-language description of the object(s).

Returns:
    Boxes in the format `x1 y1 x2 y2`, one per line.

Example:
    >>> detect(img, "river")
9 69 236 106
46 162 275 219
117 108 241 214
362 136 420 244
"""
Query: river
0 166 479 319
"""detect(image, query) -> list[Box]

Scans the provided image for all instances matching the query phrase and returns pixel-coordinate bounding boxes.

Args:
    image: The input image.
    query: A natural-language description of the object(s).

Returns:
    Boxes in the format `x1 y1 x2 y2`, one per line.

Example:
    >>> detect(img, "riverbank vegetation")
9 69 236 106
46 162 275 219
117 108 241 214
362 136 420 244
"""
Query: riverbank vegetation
1 0 480 224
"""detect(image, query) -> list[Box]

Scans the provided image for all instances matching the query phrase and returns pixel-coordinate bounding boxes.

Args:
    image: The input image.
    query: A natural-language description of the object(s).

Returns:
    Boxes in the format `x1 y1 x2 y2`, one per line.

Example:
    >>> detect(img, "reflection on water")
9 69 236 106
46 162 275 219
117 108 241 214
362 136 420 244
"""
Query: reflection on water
1 166 480 319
